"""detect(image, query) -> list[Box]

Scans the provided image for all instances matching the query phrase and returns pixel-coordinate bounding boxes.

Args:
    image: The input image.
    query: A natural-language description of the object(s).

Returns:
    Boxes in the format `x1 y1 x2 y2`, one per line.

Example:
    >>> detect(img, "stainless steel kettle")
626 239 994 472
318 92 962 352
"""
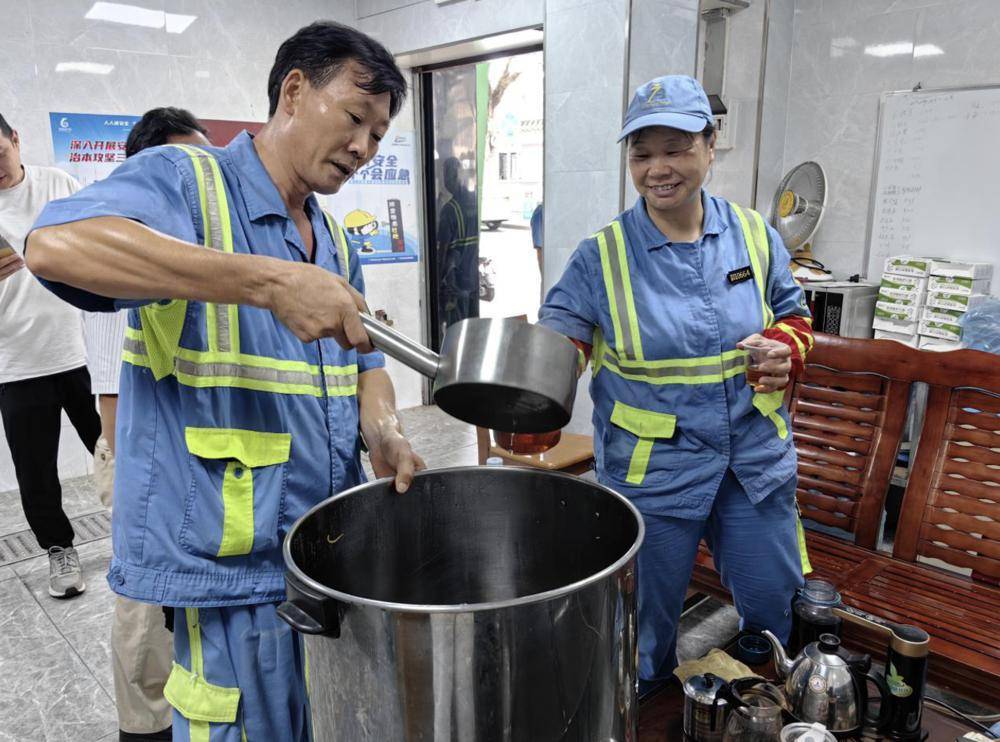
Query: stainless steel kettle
763 631 890 736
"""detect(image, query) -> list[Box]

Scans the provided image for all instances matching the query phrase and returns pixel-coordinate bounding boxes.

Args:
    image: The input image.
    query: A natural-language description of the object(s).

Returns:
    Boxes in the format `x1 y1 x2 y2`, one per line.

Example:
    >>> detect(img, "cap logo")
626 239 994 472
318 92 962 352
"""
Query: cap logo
643 82 670 108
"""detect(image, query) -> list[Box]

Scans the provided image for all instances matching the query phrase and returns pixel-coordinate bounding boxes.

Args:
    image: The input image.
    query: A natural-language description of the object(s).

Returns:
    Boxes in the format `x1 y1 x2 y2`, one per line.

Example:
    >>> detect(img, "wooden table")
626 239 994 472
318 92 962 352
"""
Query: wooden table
638 648 976 741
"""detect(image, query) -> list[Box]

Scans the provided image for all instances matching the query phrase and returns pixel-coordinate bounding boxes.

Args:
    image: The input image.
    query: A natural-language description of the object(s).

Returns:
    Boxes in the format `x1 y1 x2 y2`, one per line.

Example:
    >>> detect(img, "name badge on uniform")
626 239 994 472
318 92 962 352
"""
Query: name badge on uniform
727 265 754 285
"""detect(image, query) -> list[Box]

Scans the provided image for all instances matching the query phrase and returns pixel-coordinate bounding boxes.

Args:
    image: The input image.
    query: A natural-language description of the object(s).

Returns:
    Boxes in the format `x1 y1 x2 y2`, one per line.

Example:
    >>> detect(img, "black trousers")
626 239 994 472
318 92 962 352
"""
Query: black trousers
0 366 102 549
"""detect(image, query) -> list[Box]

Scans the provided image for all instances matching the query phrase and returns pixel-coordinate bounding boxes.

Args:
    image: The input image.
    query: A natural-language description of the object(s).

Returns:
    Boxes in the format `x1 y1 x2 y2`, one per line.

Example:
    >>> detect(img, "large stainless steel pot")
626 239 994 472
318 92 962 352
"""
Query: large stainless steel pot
361 315 579 432
278 467 643 741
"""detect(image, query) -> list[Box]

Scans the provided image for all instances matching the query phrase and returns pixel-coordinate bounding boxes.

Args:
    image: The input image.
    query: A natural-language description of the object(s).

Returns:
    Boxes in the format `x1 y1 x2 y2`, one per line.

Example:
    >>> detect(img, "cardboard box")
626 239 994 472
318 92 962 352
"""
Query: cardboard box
875 298 921 321
880 273 926 290
918 318 963 342
928 259 994 281
925 292 991 312
883 256 932 278
918 335 963 352
873 307 919 335
921 306 965 325
875 330 919 347
926 275 990 296
878 276 926 304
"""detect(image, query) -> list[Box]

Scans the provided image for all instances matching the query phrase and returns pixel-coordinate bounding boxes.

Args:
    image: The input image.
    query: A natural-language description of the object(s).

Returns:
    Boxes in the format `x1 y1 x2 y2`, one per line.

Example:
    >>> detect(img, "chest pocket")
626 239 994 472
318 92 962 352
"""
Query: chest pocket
179 427 292 558
606 401 677 485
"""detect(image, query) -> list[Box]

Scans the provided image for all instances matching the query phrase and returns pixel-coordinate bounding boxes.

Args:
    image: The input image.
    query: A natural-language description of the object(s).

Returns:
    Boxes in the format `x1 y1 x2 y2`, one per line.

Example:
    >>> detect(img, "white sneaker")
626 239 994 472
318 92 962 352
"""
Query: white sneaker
48 546 86 599
94 437 114 509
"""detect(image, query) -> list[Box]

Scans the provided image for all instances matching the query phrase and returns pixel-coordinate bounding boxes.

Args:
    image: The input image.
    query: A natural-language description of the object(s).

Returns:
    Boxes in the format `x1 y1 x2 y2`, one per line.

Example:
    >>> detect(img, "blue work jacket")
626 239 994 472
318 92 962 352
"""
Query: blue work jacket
539 193 810 518
33 132 383 606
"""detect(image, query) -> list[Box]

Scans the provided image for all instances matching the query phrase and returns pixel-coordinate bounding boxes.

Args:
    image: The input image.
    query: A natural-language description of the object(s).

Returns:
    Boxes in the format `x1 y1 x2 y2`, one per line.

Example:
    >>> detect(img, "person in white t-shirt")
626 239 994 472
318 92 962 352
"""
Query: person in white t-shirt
0 113 101 599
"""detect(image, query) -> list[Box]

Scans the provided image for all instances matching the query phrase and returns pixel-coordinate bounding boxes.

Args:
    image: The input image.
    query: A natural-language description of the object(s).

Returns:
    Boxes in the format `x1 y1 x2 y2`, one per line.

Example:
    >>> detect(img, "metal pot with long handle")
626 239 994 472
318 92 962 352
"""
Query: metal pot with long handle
361 315 579 432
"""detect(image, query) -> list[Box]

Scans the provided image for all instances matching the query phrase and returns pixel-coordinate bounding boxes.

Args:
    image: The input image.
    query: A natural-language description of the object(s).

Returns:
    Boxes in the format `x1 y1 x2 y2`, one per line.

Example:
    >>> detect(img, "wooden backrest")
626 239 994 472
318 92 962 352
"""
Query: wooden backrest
789 334 917 548
894 347 1000 584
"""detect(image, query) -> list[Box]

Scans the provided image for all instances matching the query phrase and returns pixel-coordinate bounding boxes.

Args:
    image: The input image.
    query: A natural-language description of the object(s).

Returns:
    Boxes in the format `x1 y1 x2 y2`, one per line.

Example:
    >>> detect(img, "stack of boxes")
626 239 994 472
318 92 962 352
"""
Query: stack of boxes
873 256 993 350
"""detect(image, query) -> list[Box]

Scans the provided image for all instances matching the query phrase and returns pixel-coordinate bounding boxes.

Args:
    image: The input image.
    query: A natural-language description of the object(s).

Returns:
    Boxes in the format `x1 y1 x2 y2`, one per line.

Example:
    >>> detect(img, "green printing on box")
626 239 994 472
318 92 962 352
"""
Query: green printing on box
875 307 910 322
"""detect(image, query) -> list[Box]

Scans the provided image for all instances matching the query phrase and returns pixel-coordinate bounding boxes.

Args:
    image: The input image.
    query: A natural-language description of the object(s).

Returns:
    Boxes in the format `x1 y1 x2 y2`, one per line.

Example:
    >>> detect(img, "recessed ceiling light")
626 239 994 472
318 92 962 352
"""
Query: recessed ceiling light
84 2 196 34
55 61 115 75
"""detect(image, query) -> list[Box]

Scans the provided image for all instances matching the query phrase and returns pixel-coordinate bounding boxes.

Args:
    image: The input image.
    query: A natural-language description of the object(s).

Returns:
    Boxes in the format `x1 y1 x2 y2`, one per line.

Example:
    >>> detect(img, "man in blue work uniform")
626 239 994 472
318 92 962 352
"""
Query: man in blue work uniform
539 75 814 693
27 22 424 741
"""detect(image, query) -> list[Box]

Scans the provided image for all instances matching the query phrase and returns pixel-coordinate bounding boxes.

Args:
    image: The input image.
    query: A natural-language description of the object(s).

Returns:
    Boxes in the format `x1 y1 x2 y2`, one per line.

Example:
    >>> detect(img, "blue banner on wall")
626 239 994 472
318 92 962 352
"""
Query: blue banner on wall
49 112 140 186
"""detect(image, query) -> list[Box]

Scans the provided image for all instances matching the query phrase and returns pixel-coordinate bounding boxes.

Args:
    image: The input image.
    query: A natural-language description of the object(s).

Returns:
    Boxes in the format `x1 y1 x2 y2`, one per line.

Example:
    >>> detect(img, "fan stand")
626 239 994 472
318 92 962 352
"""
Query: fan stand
790 243 833 282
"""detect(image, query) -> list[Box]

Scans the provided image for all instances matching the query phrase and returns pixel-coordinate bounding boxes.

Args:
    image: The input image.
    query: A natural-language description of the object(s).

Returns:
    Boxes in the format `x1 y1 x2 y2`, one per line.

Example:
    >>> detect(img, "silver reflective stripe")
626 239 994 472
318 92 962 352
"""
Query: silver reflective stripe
601 224 637 362
324 372 357 389
188 152 232 353
601 351 747 379
175 357 322 387
124 337 358 393
123 336 147 356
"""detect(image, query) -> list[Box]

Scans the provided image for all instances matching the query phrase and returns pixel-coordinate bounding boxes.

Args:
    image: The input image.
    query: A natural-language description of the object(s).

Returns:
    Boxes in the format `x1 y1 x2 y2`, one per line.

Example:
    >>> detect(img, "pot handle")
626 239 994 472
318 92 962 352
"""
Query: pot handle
277 570 343 637
360 314 440 380
860 670 892 732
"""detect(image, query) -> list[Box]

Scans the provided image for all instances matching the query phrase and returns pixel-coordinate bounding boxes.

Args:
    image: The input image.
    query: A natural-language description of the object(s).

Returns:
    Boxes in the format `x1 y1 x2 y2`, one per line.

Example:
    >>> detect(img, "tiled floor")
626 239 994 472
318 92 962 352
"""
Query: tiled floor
0 405 738 741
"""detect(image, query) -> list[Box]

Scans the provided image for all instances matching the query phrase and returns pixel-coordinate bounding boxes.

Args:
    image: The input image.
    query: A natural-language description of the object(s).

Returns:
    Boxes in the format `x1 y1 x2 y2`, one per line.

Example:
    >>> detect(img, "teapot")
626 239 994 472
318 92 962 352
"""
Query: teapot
763 631 890 736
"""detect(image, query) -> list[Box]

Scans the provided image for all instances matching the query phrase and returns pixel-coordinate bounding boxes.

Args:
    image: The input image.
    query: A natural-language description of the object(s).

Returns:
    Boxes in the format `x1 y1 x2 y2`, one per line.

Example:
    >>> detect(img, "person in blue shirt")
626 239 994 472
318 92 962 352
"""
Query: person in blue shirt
27 22 424 742
539 75 815 693
530 202 543 274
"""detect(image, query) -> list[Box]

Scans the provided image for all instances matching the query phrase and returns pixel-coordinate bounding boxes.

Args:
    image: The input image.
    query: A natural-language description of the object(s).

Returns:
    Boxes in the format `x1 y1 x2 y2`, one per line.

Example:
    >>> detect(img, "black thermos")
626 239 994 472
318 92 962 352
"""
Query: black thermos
882 624 930 740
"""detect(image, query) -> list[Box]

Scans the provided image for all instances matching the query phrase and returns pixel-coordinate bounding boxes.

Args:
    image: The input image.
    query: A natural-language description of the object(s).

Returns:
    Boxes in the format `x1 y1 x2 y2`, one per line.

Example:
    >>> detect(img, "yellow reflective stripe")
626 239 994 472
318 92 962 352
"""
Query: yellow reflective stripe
184 427 291 467
124 336 359 396
774 322 807 358
303 637 311 697
732 204 771 330
122 350 151 368
218 461 254 557
187 608 210 742
601 355 748 385
611 402 676 484
596 227 628 363
610 220 644 361
323 211 351 279
748 209 774 328
171 144 238 355
753 389 789 440
797 517 813 575
162 609 241 733
611 401 676 437
626 438 655 485
600 344 749 384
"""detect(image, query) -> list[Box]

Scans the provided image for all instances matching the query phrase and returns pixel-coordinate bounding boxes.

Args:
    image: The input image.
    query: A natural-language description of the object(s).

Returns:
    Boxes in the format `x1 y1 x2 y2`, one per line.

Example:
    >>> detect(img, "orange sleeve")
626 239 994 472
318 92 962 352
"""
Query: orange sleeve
764 315 814 375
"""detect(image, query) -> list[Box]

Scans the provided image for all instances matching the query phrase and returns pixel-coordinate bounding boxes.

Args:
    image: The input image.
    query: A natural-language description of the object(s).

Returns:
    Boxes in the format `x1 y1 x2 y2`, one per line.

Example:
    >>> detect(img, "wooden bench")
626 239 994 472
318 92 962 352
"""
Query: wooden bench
690 335 1000 705
837 347 1000 702
691 333 913 594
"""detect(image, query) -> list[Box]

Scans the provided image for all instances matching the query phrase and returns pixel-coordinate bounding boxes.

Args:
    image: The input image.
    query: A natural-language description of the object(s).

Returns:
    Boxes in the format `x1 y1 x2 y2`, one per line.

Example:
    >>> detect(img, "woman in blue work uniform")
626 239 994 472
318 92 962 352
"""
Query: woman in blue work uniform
539 75 814 691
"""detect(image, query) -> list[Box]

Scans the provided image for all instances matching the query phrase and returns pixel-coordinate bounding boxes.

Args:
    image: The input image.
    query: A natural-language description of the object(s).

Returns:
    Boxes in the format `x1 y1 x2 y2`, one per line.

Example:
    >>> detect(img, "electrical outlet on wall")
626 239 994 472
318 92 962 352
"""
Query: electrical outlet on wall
714 110 734 150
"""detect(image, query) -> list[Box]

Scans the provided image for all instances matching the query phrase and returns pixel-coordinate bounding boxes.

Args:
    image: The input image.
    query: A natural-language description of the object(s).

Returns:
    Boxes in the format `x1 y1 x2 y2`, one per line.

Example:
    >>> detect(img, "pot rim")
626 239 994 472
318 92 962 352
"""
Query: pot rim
282 465 645 614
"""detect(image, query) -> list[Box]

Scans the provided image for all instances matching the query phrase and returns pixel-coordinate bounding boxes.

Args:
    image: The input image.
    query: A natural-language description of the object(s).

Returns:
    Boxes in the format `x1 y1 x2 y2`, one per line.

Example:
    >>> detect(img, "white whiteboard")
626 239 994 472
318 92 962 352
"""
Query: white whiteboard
864 85 1000 280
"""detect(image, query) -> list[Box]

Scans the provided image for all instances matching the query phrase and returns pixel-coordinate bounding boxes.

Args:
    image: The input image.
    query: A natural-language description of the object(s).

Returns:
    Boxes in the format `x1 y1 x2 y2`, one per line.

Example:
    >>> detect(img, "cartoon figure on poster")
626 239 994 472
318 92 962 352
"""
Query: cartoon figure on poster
327 132 420 265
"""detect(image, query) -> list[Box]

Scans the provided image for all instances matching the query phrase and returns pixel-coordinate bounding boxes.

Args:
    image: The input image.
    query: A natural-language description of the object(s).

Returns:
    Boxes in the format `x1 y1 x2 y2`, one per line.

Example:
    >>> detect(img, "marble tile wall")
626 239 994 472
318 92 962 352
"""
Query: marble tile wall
709 0 767 207
781 0 1000 278
0 0 355 489
755 0 795 217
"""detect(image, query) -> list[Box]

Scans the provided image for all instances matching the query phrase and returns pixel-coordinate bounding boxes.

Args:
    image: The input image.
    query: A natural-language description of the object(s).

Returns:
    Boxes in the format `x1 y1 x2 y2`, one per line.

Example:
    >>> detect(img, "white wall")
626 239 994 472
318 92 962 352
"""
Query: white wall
0 0 351 489
781 0 1000 279
356 0 543 54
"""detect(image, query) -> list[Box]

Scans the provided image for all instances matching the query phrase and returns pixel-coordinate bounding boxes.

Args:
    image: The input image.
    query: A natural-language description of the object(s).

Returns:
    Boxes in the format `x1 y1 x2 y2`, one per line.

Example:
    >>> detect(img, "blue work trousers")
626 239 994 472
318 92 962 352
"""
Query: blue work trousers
637 469 804 682
168 603 312 741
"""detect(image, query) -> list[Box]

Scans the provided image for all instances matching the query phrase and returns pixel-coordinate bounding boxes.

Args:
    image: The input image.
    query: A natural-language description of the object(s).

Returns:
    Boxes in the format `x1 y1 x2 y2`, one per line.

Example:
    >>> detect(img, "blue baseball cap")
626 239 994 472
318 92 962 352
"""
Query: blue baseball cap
618 75 713 142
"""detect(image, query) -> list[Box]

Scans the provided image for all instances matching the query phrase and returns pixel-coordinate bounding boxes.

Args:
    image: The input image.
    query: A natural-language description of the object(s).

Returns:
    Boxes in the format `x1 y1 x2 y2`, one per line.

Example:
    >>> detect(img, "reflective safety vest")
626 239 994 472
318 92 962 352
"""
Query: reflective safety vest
108 144 369 606
592 204 785 483
586 201 811 572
